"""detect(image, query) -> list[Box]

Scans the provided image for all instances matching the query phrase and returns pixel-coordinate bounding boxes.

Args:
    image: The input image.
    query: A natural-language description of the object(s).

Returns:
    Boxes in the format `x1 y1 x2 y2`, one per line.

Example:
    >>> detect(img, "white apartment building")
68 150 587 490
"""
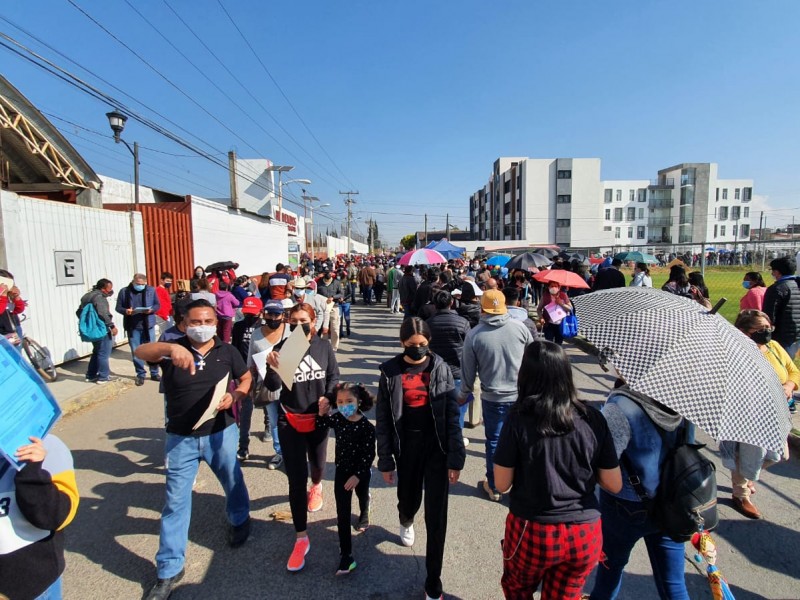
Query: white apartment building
469 157 612 247
471 159 754 250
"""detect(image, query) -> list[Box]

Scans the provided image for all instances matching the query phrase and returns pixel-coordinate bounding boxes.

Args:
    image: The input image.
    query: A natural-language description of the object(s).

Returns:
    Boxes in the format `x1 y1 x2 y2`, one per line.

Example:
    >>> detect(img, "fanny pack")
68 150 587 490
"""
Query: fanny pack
281 404 317 433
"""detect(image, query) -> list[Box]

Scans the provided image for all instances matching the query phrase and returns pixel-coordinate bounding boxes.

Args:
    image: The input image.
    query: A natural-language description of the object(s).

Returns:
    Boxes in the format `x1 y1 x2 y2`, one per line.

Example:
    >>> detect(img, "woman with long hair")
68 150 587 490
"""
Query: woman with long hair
494 341 621 600
740 271 767 311
265 303 339 572
376 317 465 600
630 263 652 288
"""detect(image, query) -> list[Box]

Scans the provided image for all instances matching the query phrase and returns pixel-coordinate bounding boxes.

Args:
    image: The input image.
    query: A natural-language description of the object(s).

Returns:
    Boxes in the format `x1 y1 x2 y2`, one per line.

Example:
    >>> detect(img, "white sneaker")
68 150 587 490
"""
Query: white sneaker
425 595 444 600
400 524 415 547
463 436 470 447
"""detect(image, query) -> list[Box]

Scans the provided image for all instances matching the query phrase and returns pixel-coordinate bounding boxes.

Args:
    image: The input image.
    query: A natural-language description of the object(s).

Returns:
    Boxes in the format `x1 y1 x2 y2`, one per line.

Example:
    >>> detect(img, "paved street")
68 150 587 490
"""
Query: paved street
52 305 800 599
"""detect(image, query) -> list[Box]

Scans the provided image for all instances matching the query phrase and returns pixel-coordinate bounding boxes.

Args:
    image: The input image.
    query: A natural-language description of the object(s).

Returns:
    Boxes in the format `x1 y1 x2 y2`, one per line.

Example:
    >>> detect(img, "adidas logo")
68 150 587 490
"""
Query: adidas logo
294 355 326 383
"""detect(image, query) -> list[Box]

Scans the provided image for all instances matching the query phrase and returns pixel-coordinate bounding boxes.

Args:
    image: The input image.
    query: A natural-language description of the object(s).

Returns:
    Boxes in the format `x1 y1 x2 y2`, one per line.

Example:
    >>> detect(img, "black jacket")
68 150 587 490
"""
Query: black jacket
763 277 800 347
426 309 471 379
411 281 434 316
457 302 481 328
592 268 626 291
376 353 465 473
398 274 418 307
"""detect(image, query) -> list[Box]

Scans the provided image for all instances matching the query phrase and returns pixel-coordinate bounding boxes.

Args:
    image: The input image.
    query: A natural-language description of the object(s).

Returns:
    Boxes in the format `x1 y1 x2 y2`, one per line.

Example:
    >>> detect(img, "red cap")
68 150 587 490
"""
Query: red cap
242 296 263 315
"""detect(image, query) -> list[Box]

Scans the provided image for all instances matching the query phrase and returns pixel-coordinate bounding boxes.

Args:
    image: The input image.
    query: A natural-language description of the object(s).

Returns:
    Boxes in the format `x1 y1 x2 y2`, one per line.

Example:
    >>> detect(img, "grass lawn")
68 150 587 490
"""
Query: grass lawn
620 265 762 324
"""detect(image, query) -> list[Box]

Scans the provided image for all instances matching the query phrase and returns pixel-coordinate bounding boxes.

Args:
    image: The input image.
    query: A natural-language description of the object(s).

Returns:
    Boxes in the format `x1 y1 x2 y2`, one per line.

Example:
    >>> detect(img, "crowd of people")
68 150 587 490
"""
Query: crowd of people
2 250 799 599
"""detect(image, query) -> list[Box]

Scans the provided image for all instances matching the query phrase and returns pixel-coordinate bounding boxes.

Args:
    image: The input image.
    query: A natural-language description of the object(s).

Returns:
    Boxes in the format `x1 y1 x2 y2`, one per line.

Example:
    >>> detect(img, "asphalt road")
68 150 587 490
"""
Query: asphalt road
53 304 800 599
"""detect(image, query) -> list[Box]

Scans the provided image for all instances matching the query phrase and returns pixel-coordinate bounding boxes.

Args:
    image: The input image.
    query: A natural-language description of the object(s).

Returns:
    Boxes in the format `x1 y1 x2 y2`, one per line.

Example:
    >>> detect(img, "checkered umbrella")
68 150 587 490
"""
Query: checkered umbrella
572 287 791 454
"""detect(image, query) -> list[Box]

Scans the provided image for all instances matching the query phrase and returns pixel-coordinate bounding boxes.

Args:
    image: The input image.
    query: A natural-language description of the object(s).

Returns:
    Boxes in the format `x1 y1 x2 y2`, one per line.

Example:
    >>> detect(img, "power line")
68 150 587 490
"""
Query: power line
215 0 358 191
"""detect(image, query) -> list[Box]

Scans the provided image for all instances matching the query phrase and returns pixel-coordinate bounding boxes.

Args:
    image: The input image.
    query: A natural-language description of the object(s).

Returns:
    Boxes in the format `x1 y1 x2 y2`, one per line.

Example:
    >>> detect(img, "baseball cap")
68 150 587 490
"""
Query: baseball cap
242 296 263 315
292 277 308 289
263 300 285 314
480 289 507 315
466 281 483 297
307 280 317 291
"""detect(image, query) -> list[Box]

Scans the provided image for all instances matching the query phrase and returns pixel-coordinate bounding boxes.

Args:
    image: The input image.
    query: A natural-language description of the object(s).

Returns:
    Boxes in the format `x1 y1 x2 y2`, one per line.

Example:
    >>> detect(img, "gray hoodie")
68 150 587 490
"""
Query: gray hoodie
460 312 533 403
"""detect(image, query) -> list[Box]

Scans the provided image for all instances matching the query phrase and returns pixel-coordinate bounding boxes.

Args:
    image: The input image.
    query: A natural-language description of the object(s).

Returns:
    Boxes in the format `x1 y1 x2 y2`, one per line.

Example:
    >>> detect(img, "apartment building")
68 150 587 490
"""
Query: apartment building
469 157 612 247
470 158 754 249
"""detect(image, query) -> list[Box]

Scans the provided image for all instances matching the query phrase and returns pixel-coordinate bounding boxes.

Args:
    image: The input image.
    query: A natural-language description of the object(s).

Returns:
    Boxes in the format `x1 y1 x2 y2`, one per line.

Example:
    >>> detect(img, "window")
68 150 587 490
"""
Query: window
603 226 612 231
504 202 511 215
616 189 622 202
637 225 645 239
557 195 572 204
627 227 633 238
556 219 571 227
638 208 644 219
516 175 521 189
605 209 611 220
503 180 510 194
743 187 752 201
613 208 623 221
557 170 572 179
740 224 750 237
744 207 750 218
604 189 613 203
627 207 636 221
720 225 726 236
714 225 718 238
735 188 740 200
629 189 635 202
719 206 728 220
638 189 647 202
731 206 741 220
614 227 621 239
715 188 720 201
504 224 511 236
722 188 728 200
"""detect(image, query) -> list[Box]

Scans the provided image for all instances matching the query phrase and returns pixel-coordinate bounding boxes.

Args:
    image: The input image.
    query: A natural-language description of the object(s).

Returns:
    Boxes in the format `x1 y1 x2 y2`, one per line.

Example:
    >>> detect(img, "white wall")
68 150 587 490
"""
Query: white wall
0 190 145 364
98 174 159 204
190 196 289 277
325 236 369 257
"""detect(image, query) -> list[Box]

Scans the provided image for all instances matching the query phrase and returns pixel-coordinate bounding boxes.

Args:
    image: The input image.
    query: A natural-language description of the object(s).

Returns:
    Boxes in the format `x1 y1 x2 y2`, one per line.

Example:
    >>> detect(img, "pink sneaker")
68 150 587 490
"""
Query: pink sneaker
287 536 310 572
307 482 323 512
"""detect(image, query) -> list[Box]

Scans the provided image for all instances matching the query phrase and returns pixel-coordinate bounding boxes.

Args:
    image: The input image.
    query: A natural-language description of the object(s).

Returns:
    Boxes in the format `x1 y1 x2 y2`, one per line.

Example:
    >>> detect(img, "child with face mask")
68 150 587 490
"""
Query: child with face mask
317 383 376 575
375 317 465 600
536 282 573 346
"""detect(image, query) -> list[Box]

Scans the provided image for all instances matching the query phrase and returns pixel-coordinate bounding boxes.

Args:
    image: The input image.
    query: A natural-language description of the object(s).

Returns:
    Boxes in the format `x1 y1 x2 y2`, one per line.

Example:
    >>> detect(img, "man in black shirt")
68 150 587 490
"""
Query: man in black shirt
135 300 253 600
591 258 626 291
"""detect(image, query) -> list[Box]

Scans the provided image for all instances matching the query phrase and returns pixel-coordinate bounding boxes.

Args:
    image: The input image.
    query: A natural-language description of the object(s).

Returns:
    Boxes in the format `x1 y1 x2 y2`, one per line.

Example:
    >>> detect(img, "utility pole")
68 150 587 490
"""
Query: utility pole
340 191 359 256
424 213 428 248
446 213 450 239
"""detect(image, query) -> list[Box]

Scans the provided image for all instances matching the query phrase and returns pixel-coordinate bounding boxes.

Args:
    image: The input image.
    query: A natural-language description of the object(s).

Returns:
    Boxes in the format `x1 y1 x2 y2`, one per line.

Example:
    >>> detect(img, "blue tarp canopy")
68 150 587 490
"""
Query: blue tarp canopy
427 239 465 260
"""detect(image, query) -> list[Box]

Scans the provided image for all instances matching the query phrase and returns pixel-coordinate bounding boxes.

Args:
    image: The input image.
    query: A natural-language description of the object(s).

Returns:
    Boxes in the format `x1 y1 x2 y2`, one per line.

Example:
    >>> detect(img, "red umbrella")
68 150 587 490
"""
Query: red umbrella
534 269 590 289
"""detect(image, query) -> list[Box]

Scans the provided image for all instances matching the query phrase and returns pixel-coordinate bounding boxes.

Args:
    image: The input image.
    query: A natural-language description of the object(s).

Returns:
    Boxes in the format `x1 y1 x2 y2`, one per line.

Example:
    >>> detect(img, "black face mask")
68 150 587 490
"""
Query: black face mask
290 323 312 335
264 319 282 330
404 345 429 361
751 329 772 345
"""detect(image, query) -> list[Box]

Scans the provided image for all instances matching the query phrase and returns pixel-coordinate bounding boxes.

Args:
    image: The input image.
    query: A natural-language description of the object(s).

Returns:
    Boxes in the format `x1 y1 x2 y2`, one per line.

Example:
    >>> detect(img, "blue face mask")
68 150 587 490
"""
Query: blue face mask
305 290 315 298
338 404 358 418
742 281 751 290
133 284 146 292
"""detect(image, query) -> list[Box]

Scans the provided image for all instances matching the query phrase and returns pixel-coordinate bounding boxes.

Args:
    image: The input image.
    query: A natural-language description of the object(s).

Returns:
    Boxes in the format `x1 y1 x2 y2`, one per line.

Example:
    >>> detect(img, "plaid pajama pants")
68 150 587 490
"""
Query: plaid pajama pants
501 513 602 600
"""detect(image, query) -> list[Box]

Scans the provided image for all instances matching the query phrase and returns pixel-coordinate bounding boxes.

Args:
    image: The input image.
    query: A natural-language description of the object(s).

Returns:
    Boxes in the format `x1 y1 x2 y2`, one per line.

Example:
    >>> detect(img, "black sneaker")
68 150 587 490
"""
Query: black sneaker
151 373 162 382
145 569 184 600
355 494 371 532
237 449 249 462
335 554 357 576
135 376 145 386
228 516 251 548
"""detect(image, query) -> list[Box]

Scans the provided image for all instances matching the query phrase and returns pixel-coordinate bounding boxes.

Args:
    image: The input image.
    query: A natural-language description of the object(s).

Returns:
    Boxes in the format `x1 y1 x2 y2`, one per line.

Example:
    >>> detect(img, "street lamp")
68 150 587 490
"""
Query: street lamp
106 109 139 205
304 196 329 259
265 164 294 218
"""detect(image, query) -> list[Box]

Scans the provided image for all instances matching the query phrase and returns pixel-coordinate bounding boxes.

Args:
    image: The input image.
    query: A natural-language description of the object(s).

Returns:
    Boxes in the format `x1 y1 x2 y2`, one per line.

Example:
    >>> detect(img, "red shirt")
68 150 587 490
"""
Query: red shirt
402 371 431 408
155 286 173 319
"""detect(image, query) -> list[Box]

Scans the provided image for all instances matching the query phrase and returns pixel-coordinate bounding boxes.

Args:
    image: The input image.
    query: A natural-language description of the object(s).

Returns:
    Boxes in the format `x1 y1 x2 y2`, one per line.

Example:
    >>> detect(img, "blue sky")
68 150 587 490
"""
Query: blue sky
3 0 799 245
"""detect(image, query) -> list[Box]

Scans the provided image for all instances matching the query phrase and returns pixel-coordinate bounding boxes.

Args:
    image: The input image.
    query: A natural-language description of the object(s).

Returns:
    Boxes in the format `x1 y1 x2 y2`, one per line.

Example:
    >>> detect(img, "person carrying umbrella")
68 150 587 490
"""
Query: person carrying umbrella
719 309 796 519
536 282 573 346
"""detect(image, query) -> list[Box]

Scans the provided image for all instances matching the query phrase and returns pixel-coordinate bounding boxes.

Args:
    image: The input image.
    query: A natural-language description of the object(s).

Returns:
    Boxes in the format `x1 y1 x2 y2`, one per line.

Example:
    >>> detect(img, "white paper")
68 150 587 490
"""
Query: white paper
275 326 311 391
544 301 567 325
252 349 269 382
192 376 229 431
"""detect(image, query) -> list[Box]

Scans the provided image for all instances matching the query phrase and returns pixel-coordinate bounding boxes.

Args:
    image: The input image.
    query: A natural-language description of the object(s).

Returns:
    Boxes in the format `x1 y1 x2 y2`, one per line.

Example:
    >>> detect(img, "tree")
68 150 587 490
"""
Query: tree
400 234 416 250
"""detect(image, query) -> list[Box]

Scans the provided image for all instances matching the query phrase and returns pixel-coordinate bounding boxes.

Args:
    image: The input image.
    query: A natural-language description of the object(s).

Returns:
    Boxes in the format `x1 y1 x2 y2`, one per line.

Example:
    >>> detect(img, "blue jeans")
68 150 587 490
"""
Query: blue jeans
590 491 689 600
128 327 158 378
339 302 351 335
156 424 250 579
86 333 113 381
266 401 281 455
451 379 472 430
482 399 511 490
35 575 62 599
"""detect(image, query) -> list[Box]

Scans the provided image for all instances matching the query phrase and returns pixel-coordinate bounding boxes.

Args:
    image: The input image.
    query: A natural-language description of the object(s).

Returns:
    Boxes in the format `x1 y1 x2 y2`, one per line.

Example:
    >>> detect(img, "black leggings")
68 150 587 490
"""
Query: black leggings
278 416 329 532
334 469 371 557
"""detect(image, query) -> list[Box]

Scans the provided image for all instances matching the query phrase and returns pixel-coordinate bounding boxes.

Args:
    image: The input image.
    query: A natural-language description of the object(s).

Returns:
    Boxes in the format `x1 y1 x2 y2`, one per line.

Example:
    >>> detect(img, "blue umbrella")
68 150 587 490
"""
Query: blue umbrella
486 255 510 267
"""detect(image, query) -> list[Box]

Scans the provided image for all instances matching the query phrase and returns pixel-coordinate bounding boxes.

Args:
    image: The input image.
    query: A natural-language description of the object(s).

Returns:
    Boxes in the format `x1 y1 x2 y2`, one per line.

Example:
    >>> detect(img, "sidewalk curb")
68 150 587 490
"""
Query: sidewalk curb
61 379 135 418
789 430 800 453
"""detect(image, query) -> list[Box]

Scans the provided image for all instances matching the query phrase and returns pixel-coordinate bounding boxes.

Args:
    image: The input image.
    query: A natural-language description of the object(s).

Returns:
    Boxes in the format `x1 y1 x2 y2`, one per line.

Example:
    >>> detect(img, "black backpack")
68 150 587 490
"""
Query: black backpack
621 424 718 542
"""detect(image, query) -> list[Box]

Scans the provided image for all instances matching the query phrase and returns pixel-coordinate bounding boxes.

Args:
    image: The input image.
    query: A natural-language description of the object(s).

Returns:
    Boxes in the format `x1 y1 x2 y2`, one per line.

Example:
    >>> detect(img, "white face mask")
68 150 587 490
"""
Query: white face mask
548 287 560 295
186 325 216 343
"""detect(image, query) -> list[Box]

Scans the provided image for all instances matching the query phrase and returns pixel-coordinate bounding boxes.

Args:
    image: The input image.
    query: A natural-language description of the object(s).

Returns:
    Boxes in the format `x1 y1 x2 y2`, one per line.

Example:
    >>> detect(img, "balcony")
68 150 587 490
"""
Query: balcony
648 199 674 209
648 217 673 227
648 236 672 243
648 178 675 189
